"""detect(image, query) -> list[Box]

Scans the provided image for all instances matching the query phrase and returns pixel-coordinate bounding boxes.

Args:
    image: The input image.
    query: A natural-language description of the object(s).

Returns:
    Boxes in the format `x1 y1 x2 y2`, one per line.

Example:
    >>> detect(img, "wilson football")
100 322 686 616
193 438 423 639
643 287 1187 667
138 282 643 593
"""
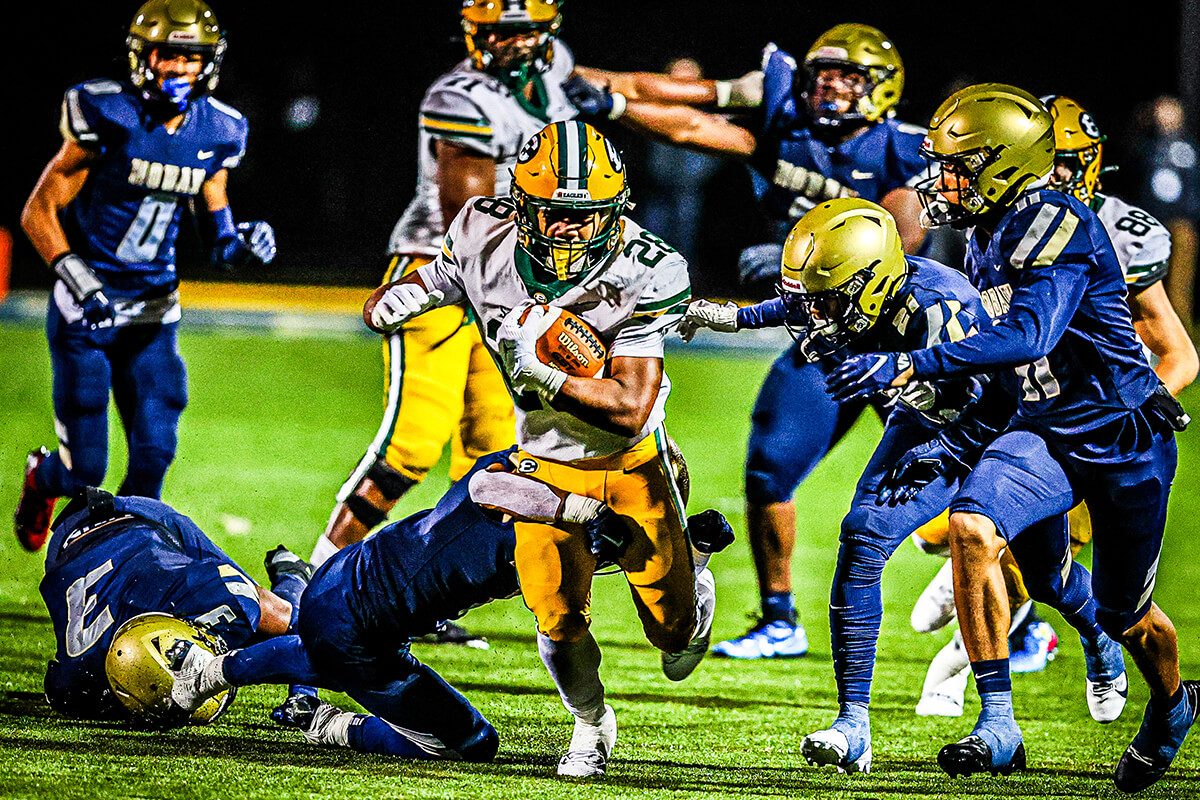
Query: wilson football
522 305 607 377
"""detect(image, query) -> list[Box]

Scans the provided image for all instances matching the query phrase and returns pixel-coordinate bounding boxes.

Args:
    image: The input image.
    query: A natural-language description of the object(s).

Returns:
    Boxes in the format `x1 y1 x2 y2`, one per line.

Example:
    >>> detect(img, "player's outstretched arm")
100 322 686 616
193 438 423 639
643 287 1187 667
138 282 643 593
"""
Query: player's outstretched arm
1130 281 1200 396
617 101 757 160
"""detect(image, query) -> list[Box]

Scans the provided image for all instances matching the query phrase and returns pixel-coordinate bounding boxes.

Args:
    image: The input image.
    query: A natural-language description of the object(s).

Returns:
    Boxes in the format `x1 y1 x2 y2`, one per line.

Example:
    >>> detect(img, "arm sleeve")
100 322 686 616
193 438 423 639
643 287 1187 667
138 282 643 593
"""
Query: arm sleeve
736 297 789 329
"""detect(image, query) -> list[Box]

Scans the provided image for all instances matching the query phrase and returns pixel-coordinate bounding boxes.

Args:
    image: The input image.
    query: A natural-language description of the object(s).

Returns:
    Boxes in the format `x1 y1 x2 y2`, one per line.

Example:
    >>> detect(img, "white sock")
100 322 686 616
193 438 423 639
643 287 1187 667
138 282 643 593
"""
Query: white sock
310 534 339 568
537 630 606 724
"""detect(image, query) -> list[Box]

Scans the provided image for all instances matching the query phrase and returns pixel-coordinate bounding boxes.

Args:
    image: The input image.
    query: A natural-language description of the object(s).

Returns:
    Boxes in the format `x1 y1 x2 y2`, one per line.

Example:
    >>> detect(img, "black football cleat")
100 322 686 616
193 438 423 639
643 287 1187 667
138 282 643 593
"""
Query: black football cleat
14 448 57 552
1114 680 1200 793
938 735 1026 778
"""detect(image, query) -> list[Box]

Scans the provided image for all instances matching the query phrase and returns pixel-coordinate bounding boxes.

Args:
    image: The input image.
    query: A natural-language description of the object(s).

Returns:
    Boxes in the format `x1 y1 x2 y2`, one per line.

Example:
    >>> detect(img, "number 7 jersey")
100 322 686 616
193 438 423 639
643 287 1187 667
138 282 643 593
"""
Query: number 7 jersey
417 196 692 461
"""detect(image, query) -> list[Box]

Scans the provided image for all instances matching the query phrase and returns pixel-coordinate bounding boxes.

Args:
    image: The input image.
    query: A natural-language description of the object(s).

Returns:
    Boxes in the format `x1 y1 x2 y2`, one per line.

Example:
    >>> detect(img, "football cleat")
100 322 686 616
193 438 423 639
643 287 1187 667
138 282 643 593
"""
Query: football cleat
801 728 872 774
557 704 617 778
14 447 56 552
272 692 353 746
1114 680 1200 793
712 618 809 660
938 735 1027 778
1082 632 1128 723
911 558 957 633
1009 619 1058 674
916 630 970 717
167 639 222 713
416 620 490 650
662 568 716 681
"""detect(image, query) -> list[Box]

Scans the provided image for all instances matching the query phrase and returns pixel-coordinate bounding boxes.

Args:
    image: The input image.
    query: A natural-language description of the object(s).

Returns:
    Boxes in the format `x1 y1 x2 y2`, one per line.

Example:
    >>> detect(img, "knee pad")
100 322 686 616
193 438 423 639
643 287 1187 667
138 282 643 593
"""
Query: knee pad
458 722 499 763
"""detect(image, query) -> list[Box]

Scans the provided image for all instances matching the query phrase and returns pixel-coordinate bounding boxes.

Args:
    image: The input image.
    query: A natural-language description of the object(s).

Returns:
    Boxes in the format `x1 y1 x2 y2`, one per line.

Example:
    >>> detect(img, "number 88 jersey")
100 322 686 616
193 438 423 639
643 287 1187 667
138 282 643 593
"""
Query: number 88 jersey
1093 192 1172 292
417 196 692 462
59 79 248 297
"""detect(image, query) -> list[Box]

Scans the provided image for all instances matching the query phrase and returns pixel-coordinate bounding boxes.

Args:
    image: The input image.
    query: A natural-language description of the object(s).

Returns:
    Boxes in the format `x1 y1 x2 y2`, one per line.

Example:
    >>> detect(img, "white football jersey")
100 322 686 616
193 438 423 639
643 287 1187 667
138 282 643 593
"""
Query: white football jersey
1095 193 1172 292
418 196 692 460
388 43 579 257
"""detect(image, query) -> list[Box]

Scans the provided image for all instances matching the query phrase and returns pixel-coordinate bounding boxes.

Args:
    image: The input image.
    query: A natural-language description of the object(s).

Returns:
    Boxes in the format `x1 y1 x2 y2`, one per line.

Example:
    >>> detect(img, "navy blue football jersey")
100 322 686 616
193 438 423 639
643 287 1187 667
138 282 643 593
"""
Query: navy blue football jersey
40 496 260 718
749 45 929 242
909 189 1160 444
59 79 248 295
322 450 519 638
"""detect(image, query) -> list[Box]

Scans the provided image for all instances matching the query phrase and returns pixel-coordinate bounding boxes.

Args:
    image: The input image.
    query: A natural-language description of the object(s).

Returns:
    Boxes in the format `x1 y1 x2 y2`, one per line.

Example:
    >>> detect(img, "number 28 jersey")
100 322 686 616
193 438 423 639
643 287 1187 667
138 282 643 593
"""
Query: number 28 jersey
417 196 691 461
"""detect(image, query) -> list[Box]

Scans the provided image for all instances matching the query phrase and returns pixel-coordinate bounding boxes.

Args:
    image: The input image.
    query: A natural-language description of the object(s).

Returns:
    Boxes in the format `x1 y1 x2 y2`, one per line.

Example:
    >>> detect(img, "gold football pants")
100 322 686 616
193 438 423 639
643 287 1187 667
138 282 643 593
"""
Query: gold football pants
512 429 697 652
353 255 515 486
913 503 1095 607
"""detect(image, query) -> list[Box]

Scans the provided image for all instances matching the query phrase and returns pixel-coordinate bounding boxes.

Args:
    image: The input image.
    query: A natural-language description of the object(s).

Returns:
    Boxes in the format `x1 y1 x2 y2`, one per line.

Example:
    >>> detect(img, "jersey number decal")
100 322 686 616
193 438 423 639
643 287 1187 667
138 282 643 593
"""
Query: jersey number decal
194 605 237 628
1114 208 1161 238
116 194 178 263
1015 356 1062 402
64 560 116 657
623 231 674 268
474 197 515 219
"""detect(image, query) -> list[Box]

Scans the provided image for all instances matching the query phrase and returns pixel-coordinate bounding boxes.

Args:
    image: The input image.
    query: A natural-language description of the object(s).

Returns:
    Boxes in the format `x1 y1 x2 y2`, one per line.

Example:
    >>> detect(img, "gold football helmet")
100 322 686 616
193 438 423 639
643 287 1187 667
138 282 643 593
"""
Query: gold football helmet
105 613 235 728
127 0 225 102
511 120 629 283
461 0 562 84
1042 95 1107 206
780 197 908 361
916 83 1054 228
803 23 904 131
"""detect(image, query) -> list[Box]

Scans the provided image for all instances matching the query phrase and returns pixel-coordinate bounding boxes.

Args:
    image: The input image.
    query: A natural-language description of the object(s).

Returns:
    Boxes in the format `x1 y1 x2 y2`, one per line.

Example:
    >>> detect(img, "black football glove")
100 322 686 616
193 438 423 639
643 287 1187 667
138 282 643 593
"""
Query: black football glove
265 545 314 586
583 506 630 569
687 509 735 554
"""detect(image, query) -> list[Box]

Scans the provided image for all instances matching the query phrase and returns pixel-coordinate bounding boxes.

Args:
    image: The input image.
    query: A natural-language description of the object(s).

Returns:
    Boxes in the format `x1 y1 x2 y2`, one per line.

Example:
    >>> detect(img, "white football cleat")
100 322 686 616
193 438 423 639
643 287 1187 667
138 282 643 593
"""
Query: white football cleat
911 558 957 633
557 704 617 778
168 641 223 713
801 728 872 774
916 629 970 717
661 567 715 682
1087 671 1129 724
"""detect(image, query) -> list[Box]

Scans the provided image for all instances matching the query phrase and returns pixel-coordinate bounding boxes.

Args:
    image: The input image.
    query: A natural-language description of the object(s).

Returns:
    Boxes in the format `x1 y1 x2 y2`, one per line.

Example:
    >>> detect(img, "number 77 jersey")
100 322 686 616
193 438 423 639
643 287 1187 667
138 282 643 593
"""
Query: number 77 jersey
416 195 692 462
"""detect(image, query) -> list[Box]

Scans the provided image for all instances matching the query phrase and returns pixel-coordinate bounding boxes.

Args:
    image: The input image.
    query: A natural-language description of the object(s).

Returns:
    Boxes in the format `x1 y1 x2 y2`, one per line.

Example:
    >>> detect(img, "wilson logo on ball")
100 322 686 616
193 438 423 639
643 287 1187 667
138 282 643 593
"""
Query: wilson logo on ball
523 305 608 377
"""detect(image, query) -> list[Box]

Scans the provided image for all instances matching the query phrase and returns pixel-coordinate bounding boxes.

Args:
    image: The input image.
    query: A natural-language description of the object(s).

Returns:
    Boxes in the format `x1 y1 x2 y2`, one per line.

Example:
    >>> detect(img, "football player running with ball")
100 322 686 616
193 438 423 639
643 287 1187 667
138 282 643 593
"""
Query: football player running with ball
567 24 932 660
682 198 1124 774
827 84 1196 790
15 0 275 553
365 120 722 778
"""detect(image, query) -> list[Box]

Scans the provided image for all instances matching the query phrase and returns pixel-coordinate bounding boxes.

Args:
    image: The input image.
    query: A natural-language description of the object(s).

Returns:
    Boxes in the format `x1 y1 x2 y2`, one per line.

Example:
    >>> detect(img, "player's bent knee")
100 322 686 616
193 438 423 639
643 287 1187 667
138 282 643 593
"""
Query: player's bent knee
538 611 591 644
745 469 794 507
458 722 499 763
948 512 1004 556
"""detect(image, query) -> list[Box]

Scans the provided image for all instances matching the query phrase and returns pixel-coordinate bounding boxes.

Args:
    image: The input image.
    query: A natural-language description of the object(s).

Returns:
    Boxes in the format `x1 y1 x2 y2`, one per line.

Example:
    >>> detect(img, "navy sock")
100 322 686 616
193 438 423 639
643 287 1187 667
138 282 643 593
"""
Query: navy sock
829 540 887 706
762 590 796 624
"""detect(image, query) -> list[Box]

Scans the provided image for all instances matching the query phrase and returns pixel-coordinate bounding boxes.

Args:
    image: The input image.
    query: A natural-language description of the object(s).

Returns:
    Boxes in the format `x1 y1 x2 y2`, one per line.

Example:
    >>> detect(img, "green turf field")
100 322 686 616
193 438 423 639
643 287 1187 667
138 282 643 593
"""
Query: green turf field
1 320 1198 799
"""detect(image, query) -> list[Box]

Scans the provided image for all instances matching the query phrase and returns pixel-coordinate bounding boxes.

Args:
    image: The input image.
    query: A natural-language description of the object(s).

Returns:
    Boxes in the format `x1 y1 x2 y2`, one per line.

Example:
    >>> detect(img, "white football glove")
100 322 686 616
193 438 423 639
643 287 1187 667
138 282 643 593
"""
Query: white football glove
370 282 444 332
677 299 739 342
498 303 567 402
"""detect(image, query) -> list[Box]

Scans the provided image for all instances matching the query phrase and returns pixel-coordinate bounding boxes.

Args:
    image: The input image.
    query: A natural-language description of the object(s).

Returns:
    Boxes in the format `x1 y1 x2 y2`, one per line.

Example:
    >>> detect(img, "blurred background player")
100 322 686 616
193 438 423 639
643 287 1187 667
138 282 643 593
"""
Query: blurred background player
40 487 303 724
169 448 735 764
311 0 583 647
910 94 1199 719
828 83 1195 789
14 0 276 553
568 23 929 660
365 121 726 778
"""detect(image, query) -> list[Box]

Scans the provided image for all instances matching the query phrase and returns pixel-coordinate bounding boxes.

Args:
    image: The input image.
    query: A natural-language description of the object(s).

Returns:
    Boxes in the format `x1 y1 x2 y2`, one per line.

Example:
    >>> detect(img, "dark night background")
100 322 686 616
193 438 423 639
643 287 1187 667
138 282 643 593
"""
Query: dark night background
4 1 1198 297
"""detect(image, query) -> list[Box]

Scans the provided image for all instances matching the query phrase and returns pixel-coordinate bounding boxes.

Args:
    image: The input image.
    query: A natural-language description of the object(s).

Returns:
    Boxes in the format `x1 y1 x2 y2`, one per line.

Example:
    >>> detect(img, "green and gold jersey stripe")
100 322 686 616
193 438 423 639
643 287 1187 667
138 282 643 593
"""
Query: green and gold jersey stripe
420 112 493 139
635 288 692 314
